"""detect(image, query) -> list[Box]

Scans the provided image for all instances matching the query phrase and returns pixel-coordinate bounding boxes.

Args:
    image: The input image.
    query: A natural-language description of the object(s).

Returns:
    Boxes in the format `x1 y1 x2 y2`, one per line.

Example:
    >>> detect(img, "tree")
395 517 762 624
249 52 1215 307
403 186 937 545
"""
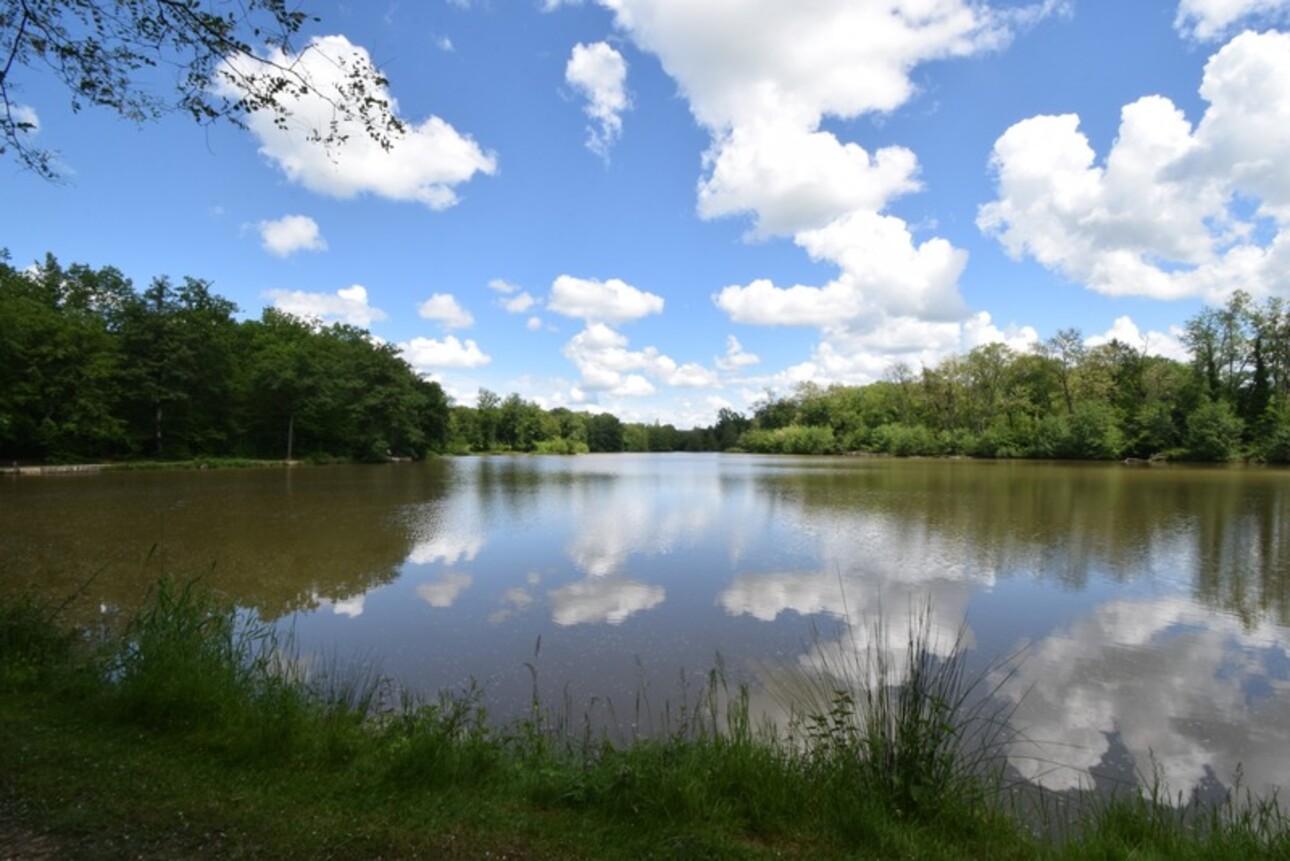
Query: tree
475 388 500 451
0 254 125 459
1043 328 1085 415
1 0 403 178
586 413 623 453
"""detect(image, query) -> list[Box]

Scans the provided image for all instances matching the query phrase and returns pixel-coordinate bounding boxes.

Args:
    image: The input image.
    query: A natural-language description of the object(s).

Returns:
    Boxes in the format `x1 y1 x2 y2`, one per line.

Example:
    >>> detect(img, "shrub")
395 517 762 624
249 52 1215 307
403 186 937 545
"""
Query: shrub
1185 399 1244 462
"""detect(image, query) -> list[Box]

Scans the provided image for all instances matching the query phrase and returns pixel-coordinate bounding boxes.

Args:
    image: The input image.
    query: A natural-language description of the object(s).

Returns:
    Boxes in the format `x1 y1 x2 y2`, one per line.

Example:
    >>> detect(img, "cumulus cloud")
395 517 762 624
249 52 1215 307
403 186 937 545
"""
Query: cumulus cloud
602 0 1009 240
715 335 760 371
502 292 537 313
562 322 718 394
979 31 1290 303
417 293 474 329
699 124 922 238
399 335 491 370
565 41 631 160
218 34 496 208
548 275 664 323
258 214 327 257
265 284 386 327
714 211 969 325
526 316 543 331
574 1 1061 382
1084 316 1190 362
757 311 1038 389
1175 0 1290 40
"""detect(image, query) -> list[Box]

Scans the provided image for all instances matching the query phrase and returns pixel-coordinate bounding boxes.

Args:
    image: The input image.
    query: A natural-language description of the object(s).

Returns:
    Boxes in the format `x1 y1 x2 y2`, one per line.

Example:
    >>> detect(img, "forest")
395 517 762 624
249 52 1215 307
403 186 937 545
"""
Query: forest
726 289 1290 463
4 252 1289 463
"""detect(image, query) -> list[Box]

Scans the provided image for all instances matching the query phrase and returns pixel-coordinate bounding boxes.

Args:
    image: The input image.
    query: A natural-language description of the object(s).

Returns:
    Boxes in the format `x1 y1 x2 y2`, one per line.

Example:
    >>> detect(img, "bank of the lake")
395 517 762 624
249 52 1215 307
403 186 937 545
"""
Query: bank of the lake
3 582 1288 860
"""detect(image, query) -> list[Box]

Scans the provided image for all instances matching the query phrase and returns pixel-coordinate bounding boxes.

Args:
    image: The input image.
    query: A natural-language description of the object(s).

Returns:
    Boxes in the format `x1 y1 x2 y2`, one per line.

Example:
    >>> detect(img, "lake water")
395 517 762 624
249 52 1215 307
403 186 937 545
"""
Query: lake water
3 454 1288 800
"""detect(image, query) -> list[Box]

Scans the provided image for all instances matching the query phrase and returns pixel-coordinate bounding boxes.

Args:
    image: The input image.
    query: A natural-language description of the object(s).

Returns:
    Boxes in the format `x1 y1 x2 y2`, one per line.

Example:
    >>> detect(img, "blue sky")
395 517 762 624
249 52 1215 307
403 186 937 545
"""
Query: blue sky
6 0 1290 426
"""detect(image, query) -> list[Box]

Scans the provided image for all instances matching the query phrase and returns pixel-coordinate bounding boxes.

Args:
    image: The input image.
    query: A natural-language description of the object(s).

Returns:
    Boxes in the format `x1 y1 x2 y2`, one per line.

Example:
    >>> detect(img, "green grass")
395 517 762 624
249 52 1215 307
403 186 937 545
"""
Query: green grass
1 580 1287 859
102 457 294 472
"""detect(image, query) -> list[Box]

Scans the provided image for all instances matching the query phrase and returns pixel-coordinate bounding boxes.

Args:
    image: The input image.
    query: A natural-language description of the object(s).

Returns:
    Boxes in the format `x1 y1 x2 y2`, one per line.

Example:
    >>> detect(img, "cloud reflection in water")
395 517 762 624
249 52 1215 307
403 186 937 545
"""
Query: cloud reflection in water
997 595 1290 798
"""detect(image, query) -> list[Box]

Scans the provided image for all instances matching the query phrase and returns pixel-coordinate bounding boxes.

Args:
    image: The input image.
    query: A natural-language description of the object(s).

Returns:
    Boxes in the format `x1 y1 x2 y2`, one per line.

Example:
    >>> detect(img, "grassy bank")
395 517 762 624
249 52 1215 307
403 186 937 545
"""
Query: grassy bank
2 581 1287 859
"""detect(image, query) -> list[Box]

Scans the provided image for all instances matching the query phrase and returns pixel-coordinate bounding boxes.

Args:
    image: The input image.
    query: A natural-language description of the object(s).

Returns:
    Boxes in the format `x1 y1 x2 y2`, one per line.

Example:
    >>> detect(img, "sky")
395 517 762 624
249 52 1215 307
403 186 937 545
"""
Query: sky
6 0 1290 427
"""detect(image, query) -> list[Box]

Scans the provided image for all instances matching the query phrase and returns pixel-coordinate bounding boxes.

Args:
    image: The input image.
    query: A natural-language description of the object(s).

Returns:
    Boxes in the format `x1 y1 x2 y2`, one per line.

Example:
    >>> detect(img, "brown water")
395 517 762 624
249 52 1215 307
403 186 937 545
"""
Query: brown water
3 454 1288 799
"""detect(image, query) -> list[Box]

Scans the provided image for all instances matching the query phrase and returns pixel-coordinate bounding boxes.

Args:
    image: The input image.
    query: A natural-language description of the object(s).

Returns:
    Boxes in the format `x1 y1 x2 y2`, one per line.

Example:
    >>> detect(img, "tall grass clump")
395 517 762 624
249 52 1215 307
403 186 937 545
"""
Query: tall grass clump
783 602 1020 831
104 577 375 765
376 684 507 792
0 592 77 689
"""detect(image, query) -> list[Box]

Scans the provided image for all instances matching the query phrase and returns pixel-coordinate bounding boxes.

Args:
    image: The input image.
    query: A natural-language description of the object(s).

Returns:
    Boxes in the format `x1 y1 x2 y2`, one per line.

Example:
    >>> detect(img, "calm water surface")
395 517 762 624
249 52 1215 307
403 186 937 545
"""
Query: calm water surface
3 454 1289 799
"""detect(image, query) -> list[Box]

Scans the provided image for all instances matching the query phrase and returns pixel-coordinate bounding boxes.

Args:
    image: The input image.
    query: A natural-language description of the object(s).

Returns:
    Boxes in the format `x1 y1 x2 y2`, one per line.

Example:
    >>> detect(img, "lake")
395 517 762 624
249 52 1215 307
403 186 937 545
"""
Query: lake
3 454 1288 801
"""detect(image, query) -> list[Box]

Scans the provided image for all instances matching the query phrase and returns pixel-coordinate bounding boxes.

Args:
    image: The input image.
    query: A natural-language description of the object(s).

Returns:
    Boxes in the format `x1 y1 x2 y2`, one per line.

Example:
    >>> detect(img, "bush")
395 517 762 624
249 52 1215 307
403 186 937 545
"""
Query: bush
871 423 939 457
1063 402 1125 460
533 437 590 455
738 425 838 454
1185 399 1244 462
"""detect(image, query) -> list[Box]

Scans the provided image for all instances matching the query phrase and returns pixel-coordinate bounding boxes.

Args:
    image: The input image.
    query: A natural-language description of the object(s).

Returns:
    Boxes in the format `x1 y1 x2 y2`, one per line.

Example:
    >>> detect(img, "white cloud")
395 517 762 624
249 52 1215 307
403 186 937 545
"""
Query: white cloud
561 322 717 394
502 292 537 313
699 123 921 238
667 362 720 388
417 293 474 329
715 335 760 371
565 41 630 160
488 278 519 294
598 1 1011 131
1084 316 1190 362
588 1 1062 369
258 214 327 257
217 34 496 208
399 335 491 370
548 275 664 323
751 310 1038 390
435 34 455 52
714 211 968 326
265 284 386 327
12 103 39 134
1175 0 1290 40
979 31 1290 303
526 316 543 331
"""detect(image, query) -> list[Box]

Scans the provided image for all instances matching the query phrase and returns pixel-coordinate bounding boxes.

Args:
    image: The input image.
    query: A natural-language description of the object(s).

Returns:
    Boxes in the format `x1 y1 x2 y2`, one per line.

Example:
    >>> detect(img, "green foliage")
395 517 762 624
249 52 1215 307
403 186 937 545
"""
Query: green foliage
0 254 451 463
586 412 625 452
871 423 940 457
0 592 76 689
1257 409 1290 464
532 437 590 455
1062 401 1125 460
1185 399 1245 462
739 424 839 454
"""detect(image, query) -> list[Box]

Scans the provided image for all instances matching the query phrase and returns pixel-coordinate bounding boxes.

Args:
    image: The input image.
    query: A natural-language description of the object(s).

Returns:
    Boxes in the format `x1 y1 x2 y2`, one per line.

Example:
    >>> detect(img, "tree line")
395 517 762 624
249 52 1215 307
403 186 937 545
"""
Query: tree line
727 291 1290 463
6 252 1289 464
1 254 448 463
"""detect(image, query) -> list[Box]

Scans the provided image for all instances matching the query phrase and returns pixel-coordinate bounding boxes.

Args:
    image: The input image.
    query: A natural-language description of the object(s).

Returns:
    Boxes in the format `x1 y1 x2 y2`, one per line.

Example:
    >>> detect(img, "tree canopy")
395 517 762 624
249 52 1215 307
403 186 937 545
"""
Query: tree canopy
1 0 402 178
